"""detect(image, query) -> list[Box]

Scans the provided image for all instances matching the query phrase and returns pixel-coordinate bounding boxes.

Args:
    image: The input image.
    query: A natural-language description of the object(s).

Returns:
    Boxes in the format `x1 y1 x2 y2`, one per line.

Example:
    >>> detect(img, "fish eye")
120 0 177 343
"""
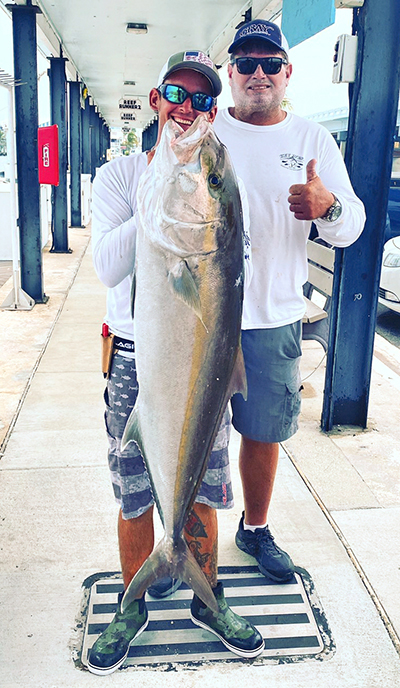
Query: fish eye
208 173 221 189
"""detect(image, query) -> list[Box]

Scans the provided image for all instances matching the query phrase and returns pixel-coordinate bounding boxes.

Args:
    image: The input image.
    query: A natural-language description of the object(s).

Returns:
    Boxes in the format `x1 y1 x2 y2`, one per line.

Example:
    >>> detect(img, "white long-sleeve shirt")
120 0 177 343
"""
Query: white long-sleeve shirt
92 151 251 339
92 153 147 339
214 109 366 329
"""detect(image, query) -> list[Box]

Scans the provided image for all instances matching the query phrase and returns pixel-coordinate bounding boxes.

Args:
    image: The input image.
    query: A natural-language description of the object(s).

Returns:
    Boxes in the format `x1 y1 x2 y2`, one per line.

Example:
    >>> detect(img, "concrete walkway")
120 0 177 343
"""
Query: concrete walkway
1 227 399 687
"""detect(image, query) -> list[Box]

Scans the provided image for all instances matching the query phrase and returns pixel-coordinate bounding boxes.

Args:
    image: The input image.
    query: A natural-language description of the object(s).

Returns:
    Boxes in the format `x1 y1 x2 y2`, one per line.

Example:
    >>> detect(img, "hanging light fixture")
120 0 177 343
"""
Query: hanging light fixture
126 23 148 34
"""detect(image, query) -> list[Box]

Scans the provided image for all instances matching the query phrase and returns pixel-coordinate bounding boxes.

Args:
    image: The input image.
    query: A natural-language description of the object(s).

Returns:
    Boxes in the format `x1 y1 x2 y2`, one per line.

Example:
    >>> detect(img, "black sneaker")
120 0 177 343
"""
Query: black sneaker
190 581 264 658
147 577 182 599
236 512 295 582
87 592 148 675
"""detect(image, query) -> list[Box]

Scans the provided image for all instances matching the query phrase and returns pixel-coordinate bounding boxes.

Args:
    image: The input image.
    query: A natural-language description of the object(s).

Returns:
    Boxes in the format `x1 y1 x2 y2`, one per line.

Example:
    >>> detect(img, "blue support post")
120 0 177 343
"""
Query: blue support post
6 2 46 303
89 103 97 180
98 116 105 167
69 80 83 227
142 119 158 151
322 0 400 429
96 112 102 169
102 120 109 164
81 96 91 175
48 55 70 253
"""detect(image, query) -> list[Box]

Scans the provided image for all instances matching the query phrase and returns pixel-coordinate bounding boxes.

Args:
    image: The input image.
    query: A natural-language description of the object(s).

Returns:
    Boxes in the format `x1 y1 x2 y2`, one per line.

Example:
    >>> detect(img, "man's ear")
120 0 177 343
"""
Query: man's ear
149 87 160 112
207 105 217 124
285 62 293 84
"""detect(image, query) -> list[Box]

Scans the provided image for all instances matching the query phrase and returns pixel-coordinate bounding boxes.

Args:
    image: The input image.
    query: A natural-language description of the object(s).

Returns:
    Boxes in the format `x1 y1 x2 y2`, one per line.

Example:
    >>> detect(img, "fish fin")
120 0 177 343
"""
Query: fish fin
121 539 170 612
228 343 248 401
121 535 218 614
130 270 136 320
177 541 218 613
168 260 207 330
121 407 142 453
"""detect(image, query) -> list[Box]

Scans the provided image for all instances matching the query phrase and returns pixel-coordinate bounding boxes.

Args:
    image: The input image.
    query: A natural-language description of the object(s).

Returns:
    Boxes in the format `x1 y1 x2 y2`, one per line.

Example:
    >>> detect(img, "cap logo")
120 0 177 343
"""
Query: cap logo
238 24 279 42
183 51 214 69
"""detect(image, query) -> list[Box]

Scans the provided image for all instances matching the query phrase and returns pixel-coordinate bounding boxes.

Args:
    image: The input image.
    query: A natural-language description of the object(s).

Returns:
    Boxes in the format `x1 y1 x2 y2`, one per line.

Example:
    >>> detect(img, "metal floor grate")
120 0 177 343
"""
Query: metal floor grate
79 566 333 669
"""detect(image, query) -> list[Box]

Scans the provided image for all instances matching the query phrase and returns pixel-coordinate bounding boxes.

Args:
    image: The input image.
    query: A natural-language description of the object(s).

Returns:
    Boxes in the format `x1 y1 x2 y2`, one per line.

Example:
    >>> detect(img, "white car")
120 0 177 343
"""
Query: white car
379 236 400 314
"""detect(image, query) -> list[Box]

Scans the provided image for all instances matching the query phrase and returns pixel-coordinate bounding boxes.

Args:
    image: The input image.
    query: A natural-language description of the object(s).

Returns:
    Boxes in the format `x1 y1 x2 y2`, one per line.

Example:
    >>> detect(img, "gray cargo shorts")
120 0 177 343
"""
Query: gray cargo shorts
231 322 302 443
104 351 233 520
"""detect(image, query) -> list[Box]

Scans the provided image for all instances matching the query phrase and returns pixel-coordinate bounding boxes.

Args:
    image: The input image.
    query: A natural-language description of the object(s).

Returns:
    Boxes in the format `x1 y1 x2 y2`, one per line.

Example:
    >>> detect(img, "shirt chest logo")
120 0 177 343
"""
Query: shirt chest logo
280 154 304 170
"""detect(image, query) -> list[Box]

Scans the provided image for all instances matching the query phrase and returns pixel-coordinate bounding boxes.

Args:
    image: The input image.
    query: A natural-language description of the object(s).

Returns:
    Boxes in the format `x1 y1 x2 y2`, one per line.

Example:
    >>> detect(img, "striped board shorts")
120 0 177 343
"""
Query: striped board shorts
104 351 234 520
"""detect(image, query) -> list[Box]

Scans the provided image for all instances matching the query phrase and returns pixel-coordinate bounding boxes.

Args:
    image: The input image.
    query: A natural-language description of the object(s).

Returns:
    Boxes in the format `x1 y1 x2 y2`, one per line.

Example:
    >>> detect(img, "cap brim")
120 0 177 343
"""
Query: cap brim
228 36 288 56
161 63 222 97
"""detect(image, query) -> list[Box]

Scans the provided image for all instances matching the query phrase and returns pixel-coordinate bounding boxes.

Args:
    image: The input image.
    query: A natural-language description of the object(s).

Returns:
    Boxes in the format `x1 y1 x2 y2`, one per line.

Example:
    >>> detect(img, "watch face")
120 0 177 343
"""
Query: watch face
324 199 342 222
329 202 342 221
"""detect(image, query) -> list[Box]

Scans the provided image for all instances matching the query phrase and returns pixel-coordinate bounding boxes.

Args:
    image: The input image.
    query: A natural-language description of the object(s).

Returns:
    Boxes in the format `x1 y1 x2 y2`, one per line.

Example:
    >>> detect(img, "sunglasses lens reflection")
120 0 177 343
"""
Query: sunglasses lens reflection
192 93 213 111
160 84 214 112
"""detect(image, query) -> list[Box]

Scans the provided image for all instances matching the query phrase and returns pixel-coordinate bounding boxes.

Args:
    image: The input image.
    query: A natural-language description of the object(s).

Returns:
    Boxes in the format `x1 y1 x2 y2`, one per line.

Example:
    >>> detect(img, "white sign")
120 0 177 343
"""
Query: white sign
118 97 142 111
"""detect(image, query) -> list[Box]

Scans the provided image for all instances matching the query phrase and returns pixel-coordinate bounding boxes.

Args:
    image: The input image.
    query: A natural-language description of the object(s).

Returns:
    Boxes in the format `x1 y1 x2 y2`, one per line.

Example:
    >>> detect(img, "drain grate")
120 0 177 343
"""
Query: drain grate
79 566 331 668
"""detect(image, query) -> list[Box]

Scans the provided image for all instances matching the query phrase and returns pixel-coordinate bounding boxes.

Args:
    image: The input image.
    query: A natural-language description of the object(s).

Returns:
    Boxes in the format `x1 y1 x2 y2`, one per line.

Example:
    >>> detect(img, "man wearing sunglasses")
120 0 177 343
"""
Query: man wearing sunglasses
214 20 365 584
89 50 263 675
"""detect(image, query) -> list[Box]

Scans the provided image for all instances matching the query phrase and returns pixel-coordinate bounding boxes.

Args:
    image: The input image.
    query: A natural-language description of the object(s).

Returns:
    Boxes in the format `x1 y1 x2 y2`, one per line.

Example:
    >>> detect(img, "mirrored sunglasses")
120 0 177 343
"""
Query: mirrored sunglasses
158 83 215 112
230 56 288 76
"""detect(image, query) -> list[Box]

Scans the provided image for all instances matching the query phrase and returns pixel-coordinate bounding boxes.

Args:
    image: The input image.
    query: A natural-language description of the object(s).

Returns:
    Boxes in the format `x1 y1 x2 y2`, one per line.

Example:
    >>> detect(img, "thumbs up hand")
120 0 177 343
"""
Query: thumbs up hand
288 159 335 220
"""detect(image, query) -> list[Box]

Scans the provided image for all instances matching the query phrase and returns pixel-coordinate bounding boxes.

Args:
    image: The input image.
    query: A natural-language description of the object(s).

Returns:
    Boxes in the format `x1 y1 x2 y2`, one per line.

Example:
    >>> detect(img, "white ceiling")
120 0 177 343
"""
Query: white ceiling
14 0 283 130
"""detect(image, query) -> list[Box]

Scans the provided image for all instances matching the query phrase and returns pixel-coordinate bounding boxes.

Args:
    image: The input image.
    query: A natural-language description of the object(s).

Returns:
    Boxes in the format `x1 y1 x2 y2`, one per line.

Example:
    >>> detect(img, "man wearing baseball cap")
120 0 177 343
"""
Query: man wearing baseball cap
88 50 263 675
214 20 365 582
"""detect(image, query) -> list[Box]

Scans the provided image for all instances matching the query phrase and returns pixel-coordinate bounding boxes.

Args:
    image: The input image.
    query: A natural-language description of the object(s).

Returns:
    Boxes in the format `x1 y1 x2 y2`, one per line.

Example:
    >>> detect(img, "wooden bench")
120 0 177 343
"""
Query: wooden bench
302 239 335 352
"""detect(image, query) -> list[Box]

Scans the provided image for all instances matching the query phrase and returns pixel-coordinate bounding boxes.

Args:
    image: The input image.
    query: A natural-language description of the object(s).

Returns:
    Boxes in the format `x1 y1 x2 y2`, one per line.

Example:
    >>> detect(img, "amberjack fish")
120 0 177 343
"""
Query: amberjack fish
121 115 246 613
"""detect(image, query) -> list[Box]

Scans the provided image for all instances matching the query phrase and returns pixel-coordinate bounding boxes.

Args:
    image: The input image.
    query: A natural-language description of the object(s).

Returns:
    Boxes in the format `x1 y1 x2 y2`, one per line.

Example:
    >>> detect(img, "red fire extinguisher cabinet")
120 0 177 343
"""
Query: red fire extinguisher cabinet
38 124 59 185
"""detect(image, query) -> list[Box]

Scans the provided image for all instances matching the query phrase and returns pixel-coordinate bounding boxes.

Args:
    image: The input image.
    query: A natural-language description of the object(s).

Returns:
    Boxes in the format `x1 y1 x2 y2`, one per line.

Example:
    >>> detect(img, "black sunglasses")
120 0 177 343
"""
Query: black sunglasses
230 56 288 76
158 83 216 113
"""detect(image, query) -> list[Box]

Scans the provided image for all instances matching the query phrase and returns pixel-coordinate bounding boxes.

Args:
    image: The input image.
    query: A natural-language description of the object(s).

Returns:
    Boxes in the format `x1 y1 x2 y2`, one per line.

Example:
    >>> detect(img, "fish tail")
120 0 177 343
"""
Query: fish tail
174 539 218 613
121 535 218 614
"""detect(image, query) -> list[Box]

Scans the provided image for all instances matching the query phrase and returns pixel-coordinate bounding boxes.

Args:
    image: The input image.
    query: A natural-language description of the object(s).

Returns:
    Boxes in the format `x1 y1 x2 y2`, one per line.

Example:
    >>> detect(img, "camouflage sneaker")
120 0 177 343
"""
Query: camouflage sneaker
190 581 264 658
87 591 148 675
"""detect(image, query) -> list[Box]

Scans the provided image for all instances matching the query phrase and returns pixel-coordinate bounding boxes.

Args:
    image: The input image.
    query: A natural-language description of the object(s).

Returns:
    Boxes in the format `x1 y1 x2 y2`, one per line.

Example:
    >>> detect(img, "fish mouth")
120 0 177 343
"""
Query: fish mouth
168 115 213 163
170 113 209 137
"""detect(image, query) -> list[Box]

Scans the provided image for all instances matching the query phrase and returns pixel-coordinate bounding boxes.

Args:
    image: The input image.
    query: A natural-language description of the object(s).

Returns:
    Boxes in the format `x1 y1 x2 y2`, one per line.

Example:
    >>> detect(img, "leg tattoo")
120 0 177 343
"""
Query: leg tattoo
184 508 218 587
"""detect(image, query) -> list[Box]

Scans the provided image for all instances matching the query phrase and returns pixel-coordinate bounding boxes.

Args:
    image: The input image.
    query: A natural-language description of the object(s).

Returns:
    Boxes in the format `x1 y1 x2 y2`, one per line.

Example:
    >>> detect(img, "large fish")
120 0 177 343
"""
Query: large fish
120 115 246 613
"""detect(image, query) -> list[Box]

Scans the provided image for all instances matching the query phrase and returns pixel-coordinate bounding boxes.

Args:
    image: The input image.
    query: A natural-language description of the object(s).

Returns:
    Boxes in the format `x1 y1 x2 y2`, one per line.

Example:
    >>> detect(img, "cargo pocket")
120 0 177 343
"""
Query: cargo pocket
281 375 302 438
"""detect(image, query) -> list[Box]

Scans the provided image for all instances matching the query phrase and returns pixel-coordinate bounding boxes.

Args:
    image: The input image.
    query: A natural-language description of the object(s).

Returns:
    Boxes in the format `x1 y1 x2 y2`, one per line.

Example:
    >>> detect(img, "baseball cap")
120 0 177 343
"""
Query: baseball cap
157 51 222 97
228 20 289 57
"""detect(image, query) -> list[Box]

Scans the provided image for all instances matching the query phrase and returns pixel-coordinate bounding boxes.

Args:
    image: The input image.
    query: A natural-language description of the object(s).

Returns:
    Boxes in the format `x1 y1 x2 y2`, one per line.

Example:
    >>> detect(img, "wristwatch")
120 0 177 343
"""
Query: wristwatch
320 195 342 222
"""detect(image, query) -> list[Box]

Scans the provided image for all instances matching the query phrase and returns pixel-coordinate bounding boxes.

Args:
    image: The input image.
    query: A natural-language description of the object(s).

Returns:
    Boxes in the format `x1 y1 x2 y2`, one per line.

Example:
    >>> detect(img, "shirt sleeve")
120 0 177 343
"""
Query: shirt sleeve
313 130 366 247
91 158 141 288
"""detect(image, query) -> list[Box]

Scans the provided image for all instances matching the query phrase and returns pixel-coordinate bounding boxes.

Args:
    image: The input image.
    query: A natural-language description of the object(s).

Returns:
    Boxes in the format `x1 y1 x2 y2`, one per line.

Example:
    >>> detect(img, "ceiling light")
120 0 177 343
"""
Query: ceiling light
124 80 136 86
126 23 148 34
